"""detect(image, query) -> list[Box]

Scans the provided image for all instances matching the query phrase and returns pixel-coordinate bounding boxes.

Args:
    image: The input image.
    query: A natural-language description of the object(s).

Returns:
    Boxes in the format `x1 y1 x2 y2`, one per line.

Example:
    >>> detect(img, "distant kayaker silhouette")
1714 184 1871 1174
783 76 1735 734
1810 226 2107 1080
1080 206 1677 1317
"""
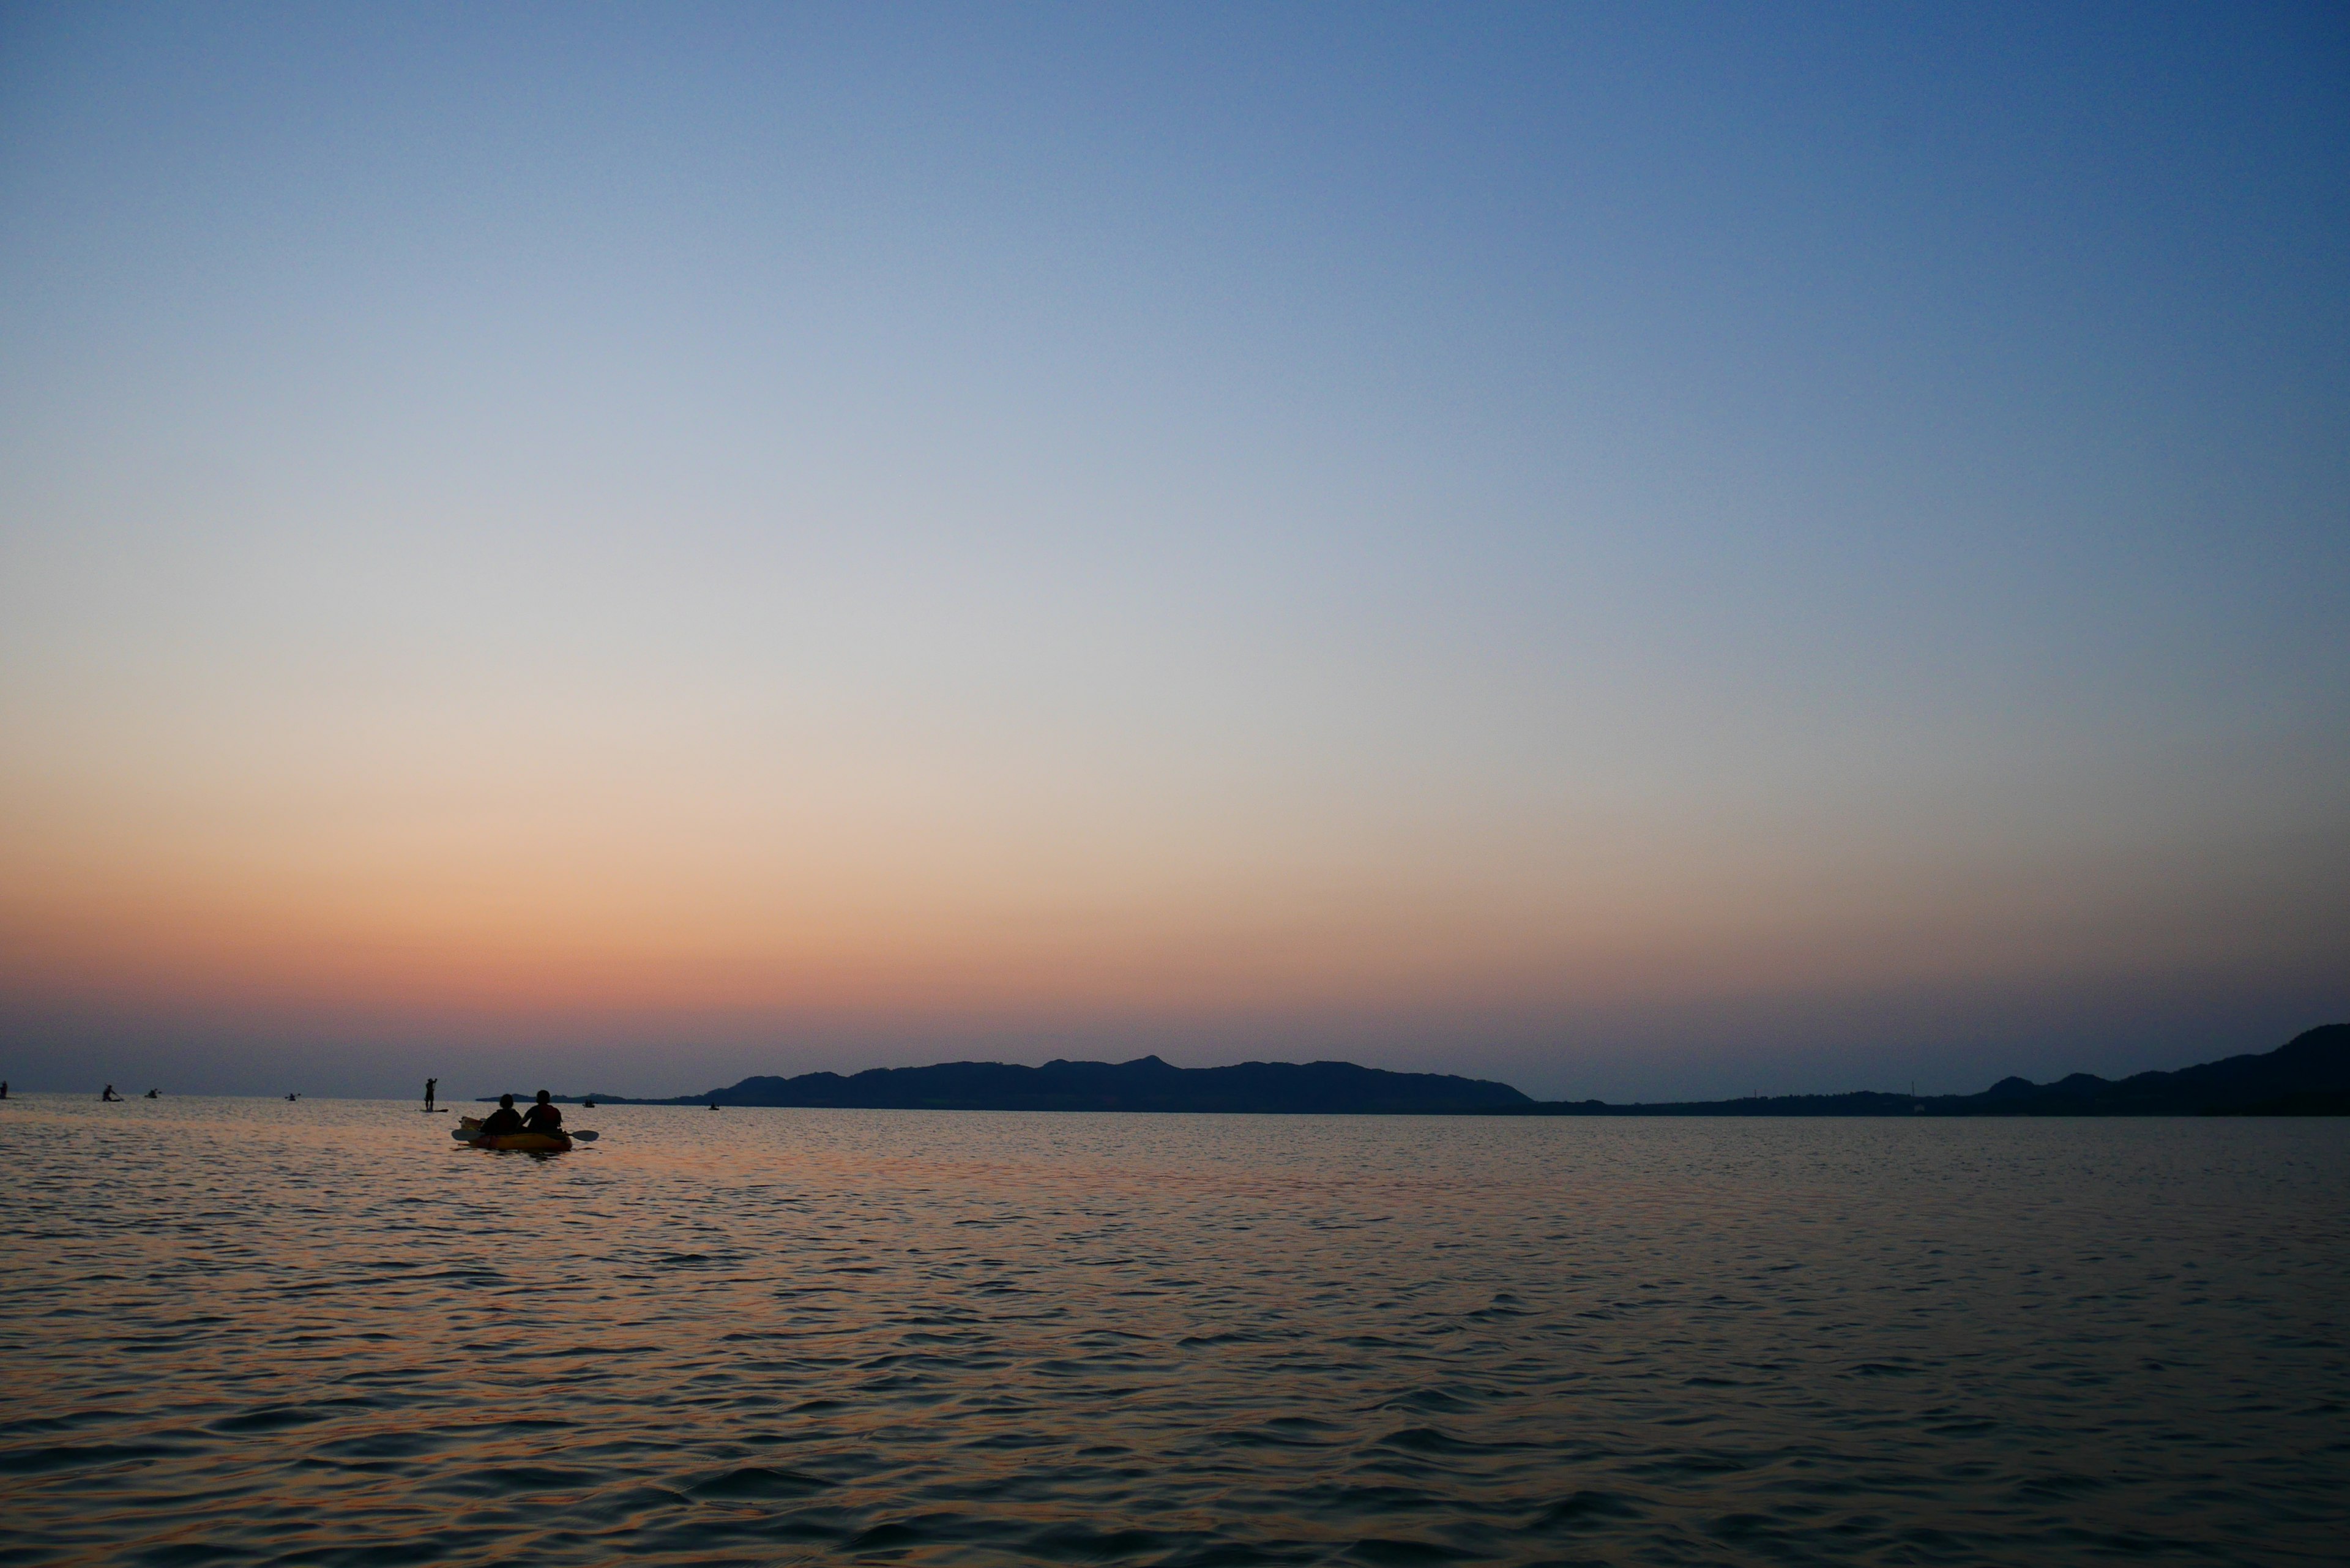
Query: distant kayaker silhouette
144 1088 159 1099
424 1077 439 1113
479 1094 526 1137
521 1091 563 1137
101 1084 122 1102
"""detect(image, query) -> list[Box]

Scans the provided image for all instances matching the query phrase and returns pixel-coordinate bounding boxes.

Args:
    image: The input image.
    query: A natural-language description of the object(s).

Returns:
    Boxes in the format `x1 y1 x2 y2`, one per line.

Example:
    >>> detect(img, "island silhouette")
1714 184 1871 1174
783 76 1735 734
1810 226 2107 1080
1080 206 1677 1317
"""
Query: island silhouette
520 1025 2349 1116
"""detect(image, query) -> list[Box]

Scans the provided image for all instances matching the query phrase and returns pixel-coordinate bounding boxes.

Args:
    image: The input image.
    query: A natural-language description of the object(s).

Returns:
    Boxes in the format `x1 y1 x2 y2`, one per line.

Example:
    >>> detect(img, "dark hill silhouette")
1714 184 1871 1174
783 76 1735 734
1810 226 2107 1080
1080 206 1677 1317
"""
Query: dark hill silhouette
1940 1022 2350 1116
567 1025 2348 1116
589 1055 1532 1113
1499 1023 2350 1116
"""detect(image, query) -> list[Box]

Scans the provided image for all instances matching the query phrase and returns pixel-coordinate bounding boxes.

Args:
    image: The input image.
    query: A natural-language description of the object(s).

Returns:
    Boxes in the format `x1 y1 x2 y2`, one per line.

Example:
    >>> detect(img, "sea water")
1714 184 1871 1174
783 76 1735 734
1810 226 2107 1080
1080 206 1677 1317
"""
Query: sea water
1 1096 2343 1565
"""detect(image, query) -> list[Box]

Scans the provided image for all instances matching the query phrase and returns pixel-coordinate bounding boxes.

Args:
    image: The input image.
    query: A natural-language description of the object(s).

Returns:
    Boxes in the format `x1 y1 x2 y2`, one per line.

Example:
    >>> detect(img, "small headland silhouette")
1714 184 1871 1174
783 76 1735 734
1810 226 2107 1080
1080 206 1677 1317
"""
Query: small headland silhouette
529 1025 2349 1116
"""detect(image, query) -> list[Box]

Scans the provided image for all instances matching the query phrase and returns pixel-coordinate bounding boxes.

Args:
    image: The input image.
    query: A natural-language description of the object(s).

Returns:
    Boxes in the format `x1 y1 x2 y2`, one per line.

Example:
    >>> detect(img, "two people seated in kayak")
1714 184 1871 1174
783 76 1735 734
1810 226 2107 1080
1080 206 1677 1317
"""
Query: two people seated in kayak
479 1091 564 1138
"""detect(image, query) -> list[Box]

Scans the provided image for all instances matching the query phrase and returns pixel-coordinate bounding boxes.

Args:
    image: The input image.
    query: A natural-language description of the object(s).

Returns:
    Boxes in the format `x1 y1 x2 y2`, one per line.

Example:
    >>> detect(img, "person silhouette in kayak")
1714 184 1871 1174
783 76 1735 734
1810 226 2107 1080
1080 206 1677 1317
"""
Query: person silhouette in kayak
479 1094 526 1137
521 1091 563 1137
102 1084 123 1102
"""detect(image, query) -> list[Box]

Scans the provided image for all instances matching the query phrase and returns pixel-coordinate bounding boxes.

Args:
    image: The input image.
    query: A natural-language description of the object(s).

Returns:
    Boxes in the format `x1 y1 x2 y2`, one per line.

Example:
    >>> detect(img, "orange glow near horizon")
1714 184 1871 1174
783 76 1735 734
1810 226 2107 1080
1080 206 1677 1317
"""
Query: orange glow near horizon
7 714 2332 1040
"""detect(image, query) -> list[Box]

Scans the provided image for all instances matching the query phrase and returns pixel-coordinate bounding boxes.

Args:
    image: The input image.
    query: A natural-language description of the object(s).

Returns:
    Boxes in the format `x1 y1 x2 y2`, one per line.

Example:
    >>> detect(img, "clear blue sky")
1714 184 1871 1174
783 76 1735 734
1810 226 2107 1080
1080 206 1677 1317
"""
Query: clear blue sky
2 2 2344 1100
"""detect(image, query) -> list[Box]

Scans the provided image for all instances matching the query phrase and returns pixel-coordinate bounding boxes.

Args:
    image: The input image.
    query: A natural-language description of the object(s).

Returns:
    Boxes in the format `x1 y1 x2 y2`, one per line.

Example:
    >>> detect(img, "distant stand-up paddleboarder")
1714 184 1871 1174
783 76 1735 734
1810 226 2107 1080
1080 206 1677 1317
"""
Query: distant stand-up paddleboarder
424 1077 439 1113
1 1080 9 1099
102 1084 122 1102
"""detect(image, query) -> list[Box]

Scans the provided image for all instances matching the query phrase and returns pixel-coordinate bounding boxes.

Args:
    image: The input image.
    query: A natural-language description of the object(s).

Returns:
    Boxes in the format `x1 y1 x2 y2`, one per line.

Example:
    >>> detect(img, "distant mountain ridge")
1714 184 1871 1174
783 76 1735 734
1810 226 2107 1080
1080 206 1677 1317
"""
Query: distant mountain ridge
568 1025 2349 1116
588 1056 1532 1113
1954 1021 2350 1116
1501 1023 2350 1117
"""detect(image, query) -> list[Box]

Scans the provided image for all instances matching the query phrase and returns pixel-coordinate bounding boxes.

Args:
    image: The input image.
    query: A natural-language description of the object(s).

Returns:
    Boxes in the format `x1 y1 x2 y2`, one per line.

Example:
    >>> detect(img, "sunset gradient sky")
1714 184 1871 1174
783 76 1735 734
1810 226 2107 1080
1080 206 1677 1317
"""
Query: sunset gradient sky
3 3 2345 1100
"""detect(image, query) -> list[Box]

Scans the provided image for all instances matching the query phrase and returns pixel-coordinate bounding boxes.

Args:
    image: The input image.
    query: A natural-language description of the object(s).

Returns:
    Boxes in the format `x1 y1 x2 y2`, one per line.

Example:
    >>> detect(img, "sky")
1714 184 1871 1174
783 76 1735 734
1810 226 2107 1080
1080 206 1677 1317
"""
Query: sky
1 2 2344 1102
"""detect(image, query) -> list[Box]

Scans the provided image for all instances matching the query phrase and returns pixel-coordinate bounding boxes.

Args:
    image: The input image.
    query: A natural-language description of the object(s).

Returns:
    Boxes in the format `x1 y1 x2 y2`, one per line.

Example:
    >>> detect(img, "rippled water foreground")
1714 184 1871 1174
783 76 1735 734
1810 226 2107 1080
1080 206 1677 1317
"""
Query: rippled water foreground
2 1097 2344 1566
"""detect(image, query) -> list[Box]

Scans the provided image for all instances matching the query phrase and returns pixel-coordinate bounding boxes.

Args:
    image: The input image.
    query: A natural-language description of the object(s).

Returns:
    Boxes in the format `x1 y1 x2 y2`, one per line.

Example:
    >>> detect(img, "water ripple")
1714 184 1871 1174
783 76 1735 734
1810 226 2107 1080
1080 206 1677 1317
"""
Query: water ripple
2 1097 2346 1565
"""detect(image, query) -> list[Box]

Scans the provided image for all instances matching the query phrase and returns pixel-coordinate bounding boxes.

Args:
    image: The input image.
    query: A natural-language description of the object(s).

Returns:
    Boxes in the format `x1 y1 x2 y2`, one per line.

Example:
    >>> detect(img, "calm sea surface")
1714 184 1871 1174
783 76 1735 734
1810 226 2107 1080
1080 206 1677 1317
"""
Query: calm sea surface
2 1097 2344 1566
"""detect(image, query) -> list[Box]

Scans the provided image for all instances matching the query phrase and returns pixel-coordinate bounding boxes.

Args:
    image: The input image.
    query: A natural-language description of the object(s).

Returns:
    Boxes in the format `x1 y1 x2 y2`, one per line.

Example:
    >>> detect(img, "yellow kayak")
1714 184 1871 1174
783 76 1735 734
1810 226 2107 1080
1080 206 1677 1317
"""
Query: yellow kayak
453 1116 573 1152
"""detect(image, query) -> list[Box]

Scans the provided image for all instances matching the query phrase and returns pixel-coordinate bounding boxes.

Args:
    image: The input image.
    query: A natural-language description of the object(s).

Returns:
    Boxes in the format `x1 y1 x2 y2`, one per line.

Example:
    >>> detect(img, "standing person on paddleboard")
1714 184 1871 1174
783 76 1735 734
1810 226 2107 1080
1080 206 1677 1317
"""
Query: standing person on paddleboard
424 1077 438 1112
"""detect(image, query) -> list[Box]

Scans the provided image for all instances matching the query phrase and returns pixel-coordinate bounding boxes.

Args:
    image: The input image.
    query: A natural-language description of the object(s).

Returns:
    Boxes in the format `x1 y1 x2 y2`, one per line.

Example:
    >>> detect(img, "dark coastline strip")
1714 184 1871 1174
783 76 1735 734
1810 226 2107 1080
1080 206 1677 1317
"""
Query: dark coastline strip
500 1025 2349 1117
